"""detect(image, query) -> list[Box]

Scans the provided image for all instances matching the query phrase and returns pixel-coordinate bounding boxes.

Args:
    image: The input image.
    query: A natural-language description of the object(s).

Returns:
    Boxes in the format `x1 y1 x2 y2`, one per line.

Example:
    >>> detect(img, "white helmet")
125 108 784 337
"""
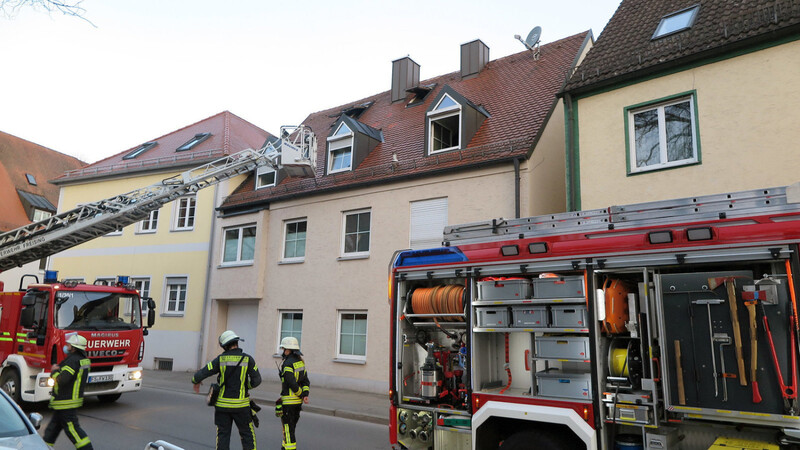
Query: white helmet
66 334 87 351
219 330 241 347
280 336 300 350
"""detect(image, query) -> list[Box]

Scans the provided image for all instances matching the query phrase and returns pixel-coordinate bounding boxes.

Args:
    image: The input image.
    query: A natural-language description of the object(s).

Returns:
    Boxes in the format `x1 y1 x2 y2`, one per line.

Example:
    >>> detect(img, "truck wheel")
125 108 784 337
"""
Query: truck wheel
500 430 583 450
97 393 122 403
0 369 21 403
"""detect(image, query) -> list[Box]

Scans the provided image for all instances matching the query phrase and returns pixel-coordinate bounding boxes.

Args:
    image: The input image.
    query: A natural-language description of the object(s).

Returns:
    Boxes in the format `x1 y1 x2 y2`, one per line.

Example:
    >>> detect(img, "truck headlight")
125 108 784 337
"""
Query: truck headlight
128 370 142 381
39 378 55 388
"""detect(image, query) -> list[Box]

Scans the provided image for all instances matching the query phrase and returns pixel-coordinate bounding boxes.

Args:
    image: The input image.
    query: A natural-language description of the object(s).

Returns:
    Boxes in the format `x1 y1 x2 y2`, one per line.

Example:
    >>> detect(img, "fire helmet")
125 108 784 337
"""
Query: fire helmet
280 336 300 350
219 330 242 347
66 334 87 351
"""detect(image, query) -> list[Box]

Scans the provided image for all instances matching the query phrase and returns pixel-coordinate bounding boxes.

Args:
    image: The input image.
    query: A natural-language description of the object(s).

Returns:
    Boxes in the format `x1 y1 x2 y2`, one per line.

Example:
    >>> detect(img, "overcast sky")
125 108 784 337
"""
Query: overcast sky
1 0 621 164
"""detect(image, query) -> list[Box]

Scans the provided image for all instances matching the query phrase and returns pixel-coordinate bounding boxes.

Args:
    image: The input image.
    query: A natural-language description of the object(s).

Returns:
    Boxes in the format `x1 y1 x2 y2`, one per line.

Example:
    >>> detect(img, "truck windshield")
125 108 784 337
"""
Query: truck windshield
54 290 141 330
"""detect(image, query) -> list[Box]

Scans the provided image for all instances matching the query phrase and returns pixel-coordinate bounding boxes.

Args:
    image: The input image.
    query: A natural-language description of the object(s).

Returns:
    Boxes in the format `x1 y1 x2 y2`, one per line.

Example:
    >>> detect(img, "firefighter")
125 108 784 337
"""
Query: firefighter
192 330 262 450
276 336 310 450
43 333 93 449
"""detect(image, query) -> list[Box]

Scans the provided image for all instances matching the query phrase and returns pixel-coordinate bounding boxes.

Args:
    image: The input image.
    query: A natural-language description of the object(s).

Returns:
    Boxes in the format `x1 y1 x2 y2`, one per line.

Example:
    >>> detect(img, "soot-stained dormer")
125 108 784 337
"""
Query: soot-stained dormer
425 85 490 155
326 115 383 175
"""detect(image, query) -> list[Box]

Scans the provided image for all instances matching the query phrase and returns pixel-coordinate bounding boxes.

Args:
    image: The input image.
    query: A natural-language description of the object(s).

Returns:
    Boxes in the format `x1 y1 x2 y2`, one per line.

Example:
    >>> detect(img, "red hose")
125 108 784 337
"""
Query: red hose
499 333 512 394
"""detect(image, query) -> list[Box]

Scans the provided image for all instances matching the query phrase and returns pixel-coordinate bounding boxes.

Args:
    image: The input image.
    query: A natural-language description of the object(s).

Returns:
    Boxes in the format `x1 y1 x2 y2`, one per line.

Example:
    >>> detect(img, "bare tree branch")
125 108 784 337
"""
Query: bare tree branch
0 0 96 27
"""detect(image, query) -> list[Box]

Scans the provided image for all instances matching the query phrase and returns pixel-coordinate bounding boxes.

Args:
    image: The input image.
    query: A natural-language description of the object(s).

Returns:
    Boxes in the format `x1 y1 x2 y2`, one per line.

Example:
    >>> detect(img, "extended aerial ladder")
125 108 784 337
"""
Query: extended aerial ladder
0 125 317 272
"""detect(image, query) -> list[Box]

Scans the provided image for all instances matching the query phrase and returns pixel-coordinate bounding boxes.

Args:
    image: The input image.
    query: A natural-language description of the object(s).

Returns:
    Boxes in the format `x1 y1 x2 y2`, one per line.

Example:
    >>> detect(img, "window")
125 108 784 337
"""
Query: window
337 311 367 360
256 166 276 189
177 133 211 151
279 311 303 352
223 225 256 265
342 209 370 256
652 5 700 40
25 173 37 185
123 142 158 160
428 94 461 154
32 209 51 222
129 277 150 319
410 198 448 249
95 277 115 286
138 209 159 233
173 196 196 230
164 276 188 314
627 94 699 174
327 122 353 173
283 219 307 261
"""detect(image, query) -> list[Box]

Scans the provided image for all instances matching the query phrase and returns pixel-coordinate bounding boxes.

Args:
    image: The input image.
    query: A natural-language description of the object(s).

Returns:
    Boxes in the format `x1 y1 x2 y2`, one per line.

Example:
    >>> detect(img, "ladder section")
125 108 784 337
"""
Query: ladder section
0 148 271 271
443 184 800 246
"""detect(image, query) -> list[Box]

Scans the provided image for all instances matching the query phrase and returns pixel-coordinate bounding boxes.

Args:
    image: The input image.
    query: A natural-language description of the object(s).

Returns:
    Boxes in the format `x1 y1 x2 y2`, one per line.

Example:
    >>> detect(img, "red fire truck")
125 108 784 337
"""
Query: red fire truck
390 184 800 449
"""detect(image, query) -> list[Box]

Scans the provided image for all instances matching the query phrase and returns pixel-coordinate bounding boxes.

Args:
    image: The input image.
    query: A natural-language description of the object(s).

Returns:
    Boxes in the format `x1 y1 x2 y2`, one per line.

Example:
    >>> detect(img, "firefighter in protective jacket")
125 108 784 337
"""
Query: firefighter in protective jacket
192 330 262 450
43 333 93 449
277 336 310 450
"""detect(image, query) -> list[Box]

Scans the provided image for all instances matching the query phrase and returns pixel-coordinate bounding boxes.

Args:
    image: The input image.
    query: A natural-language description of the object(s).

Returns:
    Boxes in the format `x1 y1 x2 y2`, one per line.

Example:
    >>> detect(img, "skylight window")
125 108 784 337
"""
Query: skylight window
333 123 352 136
25 173 37 185
177 133 211 151
435 95 459 110
123 142 158 160
652 5 700 40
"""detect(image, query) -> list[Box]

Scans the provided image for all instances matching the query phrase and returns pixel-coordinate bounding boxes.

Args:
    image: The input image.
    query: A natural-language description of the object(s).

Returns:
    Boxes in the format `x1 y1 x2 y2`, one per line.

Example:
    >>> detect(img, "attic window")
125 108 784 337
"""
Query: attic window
177 133 211 151
123 142 158 160
256 166 276 189
407 83 436 106
327 122 353 174
342 102 373 119
427 94 461 154
25 173 37 185
652 5 699 40
333 123 352 136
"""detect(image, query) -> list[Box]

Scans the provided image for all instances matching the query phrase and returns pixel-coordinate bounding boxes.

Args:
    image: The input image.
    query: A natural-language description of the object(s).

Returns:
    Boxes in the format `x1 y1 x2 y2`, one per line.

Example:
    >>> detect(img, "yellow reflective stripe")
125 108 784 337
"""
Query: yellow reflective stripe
62 366 76 375
66 421 91 448
239 362 246 400
215 398 249 408
207 361 214 370
281 396 302 405
0 337 12 342
292 361 304 370
283 366 294 373
248 421 256 448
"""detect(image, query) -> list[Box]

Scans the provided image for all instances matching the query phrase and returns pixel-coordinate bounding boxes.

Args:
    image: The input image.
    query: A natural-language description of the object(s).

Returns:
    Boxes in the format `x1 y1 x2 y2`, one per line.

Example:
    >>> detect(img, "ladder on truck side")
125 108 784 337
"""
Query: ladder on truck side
0 126 317 272
443 183 800 246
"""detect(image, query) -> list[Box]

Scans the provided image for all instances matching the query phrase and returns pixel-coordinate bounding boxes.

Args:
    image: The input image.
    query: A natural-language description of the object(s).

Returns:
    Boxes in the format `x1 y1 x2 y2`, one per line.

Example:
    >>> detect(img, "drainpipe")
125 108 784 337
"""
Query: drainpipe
198 183 220 367
514 158 521 218
564 93 576 212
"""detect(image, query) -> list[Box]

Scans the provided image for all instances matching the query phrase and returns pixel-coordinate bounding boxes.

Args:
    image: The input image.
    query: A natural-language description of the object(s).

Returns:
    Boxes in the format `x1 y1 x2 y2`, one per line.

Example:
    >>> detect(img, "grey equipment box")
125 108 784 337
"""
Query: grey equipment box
512 306 548 328
476 307 510 328
536 369 592 400
534 335 590 360
550 305 588 328
476 278 532 300
532 275 585 298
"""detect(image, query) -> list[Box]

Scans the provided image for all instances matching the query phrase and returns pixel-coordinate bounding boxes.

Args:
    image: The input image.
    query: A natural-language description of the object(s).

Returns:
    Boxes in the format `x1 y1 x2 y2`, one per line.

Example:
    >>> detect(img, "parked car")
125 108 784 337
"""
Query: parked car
0 387 47 449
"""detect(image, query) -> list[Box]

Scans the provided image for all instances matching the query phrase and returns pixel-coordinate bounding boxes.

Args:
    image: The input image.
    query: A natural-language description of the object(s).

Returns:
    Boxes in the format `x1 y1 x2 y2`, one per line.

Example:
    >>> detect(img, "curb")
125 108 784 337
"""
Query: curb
249 396 389 426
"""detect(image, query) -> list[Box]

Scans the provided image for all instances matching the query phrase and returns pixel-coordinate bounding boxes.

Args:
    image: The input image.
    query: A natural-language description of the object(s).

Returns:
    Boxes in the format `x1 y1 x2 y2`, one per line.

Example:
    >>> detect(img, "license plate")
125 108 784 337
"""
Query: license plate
89 375 113 383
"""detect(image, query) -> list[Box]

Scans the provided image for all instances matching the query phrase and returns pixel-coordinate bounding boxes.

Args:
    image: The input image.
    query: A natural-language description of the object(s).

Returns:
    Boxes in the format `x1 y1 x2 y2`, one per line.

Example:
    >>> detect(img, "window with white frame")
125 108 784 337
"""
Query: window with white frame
652 5 700 40
173 196 196 230
223 225 256 265
256 166 276 189
95 277 115 286
627 94 699 174
32 209 51 222
327 122 353 173
410 198 448 249
138 209 159 233
279 311 303 351
283 219 307 261
428 94 461 154
129 277 151 319
342 209 370 256
164 276 188 314
337 311 367 360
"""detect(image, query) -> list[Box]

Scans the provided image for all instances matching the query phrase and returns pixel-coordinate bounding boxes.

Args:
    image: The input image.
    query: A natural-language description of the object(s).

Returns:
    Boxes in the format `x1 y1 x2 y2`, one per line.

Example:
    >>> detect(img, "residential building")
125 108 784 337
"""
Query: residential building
0 131 84 290
49 111 272 371
561 0 800 210
207 32 593 392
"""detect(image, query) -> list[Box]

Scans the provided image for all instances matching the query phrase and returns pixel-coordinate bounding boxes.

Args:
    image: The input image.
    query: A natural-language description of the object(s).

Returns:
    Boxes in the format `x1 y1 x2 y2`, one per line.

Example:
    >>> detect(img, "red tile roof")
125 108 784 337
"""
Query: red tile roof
563 0 800 94
54 111 273 183
221 32 590 210
0 131 85 231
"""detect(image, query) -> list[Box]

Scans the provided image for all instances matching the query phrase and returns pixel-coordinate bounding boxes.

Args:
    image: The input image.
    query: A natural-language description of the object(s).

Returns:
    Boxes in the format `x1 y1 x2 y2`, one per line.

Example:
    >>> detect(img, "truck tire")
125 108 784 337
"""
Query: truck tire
97 393 122 403
500 430 583 450
0 368 22 403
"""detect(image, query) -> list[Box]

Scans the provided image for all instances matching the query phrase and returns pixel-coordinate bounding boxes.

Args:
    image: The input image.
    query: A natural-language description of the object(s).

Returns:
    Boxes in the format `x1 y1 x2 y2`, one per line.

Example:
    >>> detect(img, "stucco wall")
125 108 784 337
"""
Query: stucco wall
575 40 800 209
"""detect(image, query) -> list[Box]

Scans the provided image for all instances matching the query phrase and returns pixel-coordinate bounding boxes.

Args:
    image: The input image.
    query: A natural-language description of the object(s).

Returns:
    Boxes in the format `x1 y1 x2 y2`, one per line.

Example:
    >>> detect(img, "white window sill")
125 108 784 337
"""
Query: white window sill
337 254 369 261
333 358 366 365
135 230 157 235
160 313 185 317
218 261 254 269
279 259 305 265
171 228 194 232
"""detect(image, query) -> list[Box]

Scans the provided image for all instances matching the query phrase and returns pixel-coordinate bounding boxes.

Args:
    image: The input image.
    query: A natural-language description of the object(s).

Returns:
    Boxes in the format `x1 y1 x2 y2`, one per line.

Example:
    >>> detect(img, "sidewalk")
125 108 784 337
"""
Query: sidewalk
143 369 389 426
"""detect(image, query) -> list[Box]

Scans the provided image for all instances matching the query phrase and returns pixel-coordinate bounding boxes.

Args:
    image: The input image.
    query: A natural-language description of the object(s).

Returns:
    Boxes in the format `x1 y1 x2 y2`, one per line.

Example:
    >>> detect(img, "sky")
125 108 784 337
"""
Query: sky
0 0 622 164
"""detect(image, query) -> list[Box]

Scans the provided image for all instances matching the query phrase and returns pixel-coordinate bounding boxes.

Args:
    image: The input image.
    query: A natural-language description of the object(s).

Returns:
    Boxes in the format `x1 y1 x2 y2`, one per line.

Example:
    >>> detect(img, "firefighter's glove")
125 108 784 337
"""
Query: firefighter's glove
251 411 260 428
274 399 283 418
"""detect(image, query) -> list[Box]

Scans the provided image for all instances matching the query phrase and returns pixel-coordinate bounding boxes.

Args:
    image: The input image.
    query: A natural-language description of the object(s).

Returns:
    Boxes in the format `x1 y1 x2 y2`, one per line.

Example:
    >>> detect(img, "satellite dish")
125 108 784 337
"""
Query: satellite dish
525 26 542 49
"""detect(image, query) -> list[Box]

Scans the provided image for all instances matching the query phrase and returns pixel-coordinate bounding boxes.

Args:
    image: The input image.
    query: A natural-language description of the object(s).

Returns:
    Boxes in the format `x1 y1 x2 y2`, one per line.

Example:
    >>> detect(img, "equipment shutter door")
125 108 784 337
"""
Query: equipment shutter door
410 197 448 250
226 303 259 352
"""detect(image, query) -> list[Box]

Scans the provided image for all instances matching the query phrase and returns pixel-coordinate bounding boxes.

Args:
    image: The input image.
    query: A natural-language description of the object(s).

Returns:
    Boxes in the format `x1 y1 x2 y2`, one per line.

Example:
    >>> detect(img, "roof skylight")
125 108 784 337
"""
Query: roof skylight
123 142 158 160
25 173 37 185
652 5 700 40
177 133 211 151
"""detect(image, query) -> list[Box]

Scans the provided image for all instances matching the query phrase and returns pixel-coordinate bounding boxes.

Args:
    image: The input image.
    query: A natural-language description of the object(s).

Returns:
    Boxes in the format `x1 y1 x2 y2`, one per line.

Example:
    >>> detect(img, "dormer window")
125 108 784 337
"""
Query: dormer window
652 5 700 40
256 166 276 188
25 173 37 185
327 122 354 174
123 142 158 160
428 94 461 153
177 133 211 151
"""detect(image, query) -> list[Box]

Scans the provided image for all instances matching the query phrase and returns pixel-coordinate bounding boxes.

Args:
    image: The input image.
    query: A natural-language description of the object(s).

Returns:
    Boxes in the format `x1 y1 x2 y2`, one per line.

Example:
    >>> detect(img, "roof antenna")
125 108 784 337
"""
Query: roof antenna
515 25 542 60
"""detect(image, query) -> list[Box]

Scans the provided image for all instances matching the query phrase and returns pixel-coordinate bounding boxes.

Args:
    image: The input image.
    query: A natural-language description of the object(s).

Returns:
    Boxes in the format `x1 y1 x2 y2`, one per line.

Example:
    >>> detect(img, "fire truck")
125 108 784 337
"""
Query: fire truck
390 184 800 449
0 127 316 404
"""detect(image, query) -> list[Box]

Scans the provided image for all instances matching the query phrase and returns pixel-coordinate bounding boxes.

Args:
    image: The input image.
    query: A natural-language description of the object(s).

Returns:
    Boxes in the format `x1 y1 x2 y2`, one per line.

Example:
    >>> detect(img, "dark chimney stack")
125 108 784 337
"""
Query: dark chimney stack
391 57 420 103
460 39 489 79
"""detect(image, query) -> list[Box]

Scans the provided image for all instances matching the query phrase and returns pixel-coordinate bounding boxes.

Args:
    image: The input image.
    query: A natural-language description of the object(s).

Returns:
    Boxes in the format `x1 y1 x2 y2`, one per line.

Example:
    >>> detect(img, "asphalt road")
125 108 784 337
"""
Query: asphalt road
25 385 388 449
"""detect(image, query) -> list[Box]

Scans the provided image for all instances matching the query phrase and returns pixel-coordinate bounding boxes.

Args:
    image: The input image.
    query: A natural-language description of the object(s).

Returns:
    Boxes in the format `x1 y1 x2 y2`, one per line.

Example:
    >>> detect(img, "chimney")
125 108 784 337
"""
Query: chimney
391 56 420 103
460 39 489 79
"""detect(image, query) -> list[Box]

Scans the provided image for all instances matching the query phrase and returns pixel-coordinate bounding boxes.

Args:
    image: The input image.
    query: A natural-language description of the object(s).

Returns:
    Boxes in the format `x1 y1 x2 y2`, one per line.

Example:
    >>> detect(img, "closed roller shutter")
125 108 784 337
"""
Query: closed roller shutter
410 197 448 250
